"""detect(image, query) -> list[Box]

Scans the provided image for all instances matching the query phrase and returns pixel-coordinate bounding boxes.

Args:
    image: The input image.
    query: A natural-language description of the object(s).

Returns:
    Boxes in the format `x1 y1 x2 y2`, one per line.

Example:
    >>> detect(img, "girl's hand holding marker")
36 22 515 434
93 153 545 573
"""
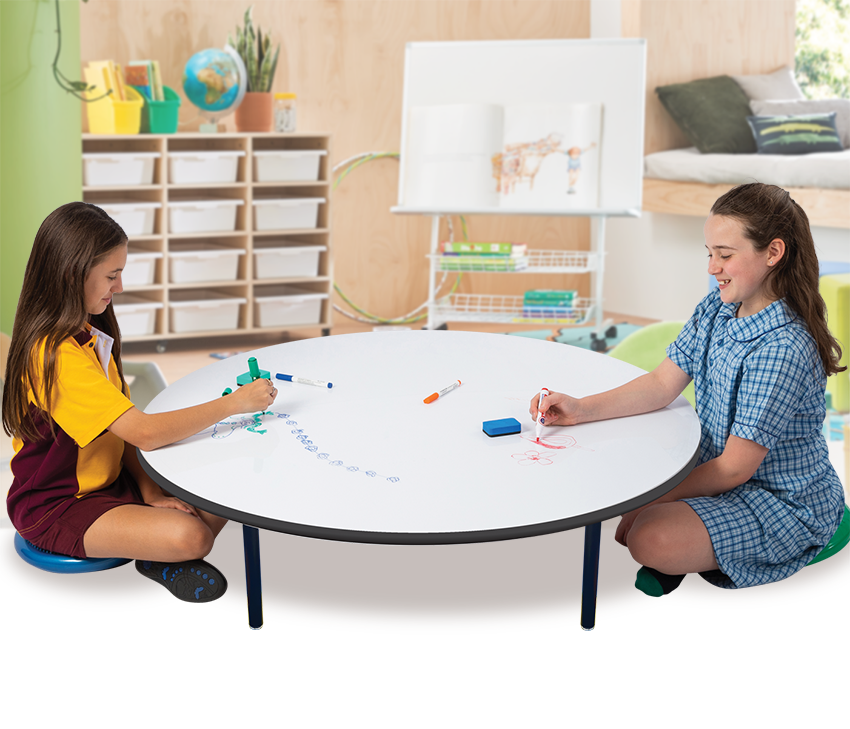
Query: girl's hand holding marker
232 377 277 411
529 389 582 428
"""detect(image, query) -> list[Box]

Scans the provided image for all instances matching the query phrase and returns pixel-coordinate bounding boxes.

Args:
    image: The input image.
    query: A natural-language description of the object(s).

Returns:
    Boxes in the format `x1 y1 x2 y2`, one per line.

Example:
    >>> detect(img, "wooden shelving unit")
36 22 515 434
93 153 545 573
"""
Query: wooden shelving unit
82 132 333 350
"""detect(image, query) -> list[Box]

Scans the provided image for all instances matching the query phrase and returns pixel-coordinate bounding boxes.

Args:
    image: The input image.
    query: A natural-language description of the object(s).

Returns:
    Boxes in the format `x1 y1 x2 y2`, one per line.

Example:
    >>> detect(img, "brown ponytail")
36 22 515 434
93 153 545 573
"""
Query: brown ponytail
710 183 845 377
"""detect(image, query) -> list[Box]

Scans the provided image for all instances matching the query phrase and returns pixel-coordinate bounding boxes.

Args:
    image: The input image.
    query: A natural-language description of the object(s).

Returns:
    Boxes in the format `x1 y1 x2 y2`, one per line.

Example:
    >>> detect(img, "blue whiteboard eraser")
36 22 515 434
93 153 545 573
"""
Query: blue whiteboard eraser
483 417 521 437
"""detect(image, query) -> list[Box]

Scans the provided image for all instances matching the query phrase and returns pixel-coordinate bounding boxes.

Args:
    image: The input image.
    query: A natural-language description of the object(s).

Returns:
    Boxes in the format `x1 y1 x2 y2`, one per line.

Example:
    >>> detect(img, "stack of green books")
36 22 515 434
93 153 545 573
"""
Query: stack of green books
522 289 578 318
439 242 528 271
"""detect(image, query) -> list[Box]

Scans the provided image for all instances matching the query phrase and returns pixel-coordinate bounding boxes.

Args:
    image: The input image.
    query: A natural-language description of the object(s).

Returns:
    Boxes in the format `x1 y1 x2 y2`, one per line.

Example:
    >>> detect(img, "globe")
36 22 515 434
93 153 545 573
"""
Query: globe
182 46 247 126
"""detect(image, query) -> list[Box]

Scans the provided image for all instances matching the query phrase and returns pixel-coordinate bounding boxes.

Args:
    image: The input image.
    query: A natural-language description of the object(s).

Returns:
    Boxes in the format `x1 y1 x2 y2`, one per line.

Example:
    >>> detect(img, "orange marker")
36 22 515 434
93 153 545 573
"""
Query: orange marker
424 379 461 404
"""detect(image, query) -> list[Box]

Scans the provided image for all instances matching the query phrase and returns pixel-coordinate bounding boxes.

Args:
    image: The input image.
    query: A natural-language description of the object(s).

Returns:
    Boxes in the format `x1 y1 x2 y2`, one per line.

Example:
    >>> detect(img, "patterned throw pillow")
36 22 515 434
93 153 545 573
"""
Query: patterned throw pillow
746 112 844 155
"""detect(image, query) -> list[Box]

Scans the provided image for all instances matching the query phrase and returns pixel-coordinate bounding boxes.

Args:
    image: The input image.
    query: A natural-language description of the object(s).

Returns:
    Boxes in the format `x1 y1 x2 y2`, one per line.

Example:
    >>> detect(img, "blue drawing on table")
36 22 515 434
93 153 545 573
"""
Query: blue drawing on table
209 411 400 483
212 411 273 437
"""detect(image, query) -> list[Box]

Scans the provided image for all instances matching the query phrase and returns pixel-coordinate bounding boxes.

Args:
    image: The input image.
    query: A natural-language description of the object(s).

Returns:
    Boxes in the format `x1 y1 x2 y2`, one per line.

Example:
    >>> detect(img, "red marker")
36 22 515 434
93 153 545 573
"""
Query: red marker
536 388 550 441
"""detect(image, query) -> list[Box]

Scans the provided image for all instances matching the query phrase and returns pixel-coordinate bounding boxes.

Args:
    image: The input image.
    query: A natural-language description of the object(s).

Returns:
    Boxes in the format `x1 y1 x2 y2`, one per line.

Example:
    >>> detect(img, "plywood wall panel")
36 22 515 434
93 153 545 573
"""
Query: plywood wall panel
640 0 796 154
80 0 591 326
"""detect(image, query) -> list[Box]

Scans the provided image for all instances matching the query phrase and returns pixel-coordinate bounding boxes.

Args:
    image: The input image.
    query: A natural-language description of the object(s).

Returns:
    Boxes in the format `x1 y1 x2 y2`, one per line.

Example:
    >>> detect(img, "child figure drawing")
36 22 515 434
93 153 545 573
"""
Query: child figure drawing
563 142 596 194
530 183 845 596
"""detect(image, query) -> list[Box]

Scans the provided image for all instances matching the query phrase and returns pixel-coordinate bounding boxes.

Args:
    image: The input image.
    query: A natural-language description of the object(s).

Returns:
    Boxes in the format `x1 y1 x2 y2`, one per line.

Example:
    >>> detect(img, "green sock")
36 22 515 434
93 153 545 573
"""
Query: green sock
635 566 686 597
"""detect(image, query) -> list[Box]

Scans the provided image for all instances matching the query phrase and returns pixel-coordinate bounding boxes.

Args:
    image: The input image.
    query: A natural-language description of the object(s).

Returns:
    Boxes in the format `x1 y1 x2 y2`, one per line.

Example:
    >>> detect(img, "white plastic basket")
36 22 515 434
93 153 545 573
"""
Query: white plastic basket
168 151 246 185
112 294 163 336
123 250 163 286
253 198 325 231
83 152 160 187
168 289 247 333
168 199 243 234
252 150 327 182
253 245 326 279
94 201 161 236
169 243 245 283
254 285 328 327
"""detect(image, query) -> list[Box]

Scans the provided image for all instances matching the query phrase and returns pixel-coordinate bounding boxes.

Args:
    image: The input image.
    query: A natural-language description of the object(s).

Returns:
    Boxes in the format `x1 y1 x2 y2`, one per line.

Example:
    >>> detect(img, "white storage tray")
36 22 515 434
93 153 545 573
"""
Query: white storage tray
168 199 243 234
252 150 327 182
169 243 245 283
253 197 325 231
168 289 247 333
123 250 163 286
254 285 328 328
253 245 326 279
168 150 246 185
112 294 163 336
83 152 160 187
94 201 161 236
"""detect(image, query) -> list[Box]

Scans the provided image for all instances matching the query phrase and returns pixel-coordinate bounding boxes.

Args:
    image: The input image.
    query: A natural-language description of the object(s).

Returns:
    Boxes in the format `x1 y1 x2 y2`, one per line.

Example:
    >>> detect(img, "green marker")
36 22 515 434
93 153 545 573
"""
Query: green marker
222 387 232 396
248 357 261 380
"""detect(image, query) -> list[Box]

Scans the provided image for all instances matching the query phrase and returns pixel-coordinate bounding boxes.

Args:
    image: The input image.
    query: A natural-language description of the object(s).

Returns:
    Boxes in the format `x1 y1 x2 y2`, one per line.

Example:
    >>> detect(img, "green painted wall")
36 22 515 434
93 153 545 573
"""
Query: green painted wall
1 0 82 336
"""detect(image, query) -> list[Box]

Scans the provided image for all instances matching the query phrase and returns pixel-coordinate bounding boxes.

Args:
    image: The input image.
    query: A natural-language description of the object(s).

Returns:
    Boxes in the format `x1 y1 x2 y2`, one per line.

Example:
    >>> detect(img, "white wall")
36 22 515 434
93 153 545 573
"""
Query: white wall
604 212 707 321
603 212 850 322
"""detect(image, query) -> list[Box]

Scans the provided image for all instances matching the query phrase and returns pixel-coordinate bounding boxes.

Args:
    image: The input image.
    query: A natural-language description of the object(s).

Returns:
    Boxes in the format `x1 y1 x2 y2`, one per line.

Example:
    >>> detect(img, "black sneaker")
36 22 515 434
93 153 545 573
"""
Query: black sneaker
135 559 227 603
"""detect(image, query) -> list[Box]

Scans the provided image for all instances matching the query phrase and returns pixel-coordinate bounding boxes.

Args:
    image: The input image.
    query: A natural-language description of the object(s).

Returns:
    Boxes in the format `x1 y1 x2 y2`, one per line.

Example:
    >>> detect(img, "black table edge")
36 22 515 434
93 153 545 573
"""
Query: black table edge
138 446 699 546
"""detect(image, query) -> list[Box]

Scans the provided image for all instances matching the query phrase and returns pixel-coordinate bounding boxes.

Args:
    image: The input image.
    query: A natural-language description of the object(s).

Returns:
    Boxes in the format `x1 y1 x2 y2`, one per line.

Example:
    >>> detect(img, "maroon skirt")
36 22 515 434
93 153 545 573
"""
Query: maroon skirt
22 469 148 559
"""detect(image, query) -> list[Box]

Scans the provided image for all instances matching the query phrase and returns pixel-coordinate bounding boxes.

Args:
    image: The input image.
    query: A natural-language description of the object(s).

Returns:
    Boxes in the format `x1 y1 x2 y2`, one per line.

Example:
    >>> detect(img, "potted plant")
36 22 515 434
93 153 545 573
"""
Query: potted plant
230 5 280 132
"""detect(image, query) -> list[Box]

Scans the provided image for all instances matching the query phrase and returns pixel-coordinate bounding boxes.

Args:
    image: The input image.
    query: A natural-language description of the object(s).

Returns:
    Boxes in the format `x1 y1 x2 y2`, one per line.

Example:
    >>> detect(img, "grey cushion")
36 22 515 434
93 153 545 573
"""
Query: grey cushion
750 98 850 148
730 65 805 101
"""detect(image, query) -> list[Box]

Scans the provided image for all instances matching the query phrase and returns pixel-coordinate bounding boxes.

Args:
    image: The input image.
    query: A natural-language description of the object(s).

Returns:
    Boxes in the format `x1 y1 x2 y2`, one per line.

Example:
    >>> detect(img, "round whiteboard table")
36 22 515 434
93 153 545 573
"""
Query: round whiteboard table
139 330 700 629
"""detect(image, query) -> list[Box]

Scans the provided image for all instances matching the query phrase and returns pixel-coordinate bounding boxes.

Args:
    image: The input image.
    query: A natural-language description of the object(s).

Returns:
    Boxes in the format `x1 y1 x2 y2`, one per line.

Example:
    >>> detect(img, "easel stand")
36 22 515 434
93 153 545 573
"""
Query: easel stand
424 212 609 331
391 39 647 334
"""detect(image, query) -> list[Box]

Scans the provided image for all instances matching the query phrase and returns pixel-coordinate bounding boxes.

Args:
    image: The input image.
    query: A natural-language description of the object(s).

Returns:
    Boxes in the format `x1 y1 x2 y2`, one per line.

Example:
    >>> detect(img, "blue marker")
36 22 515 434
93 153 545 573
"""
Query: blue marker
276 373 333 389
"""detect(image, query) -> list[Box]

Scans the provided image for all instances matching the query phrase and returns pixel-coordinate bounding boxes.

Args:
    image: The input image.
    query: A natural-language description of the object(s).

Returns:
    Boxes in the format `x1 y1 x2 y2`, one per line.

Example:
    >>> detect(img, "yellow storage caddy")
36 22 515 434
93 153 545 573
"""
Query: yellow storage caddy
84 68 144 134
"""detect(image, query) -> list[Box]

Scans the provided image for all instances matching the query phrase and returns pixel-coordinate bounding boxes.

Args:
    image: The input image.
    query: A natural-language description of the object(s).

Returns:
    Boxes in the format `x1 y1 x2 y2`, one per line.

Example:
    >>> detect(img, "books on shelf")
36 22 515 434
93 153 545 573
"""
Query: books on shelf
522 289 578 319
438 241 528 271
84 60 126 101
83 59 164 102
127 60 165 100
523 289 577 306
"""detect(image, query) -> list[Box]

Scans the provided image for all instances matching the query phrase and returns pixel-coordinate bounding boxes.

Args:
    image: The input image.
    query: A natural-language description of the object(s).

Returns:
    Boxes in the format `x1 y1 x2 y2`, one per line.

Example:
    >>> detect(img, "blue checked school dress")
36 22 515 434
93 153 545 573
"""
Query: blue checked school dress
666 288 845 589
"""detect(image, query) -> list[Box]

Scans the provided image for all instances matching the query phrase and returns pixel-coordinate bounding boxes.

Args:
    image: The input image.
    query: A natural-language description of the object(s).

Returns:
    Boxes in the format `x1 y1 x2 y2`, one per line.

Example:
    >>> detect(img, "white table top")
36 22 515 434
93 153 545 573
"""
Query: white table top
139 330 700 544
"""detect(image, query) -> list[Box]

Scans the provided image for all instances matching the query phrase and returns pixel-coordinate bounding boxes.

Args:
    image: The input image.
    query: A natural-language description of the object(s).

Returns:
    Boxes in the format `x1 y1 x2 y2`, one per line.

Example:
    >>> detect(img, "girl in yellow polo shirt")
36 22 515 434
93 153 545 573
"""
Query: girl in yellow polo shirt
2 202 278 603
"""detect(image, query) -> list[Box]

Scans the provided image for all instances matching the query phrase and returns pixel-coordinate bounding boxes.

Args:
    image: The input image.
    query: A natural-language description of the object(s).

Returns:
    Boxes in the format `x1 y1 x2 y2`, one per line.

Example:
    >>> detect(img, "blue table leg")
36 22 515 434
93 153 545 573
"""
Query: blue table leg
242 525 263 630
580 521 602 631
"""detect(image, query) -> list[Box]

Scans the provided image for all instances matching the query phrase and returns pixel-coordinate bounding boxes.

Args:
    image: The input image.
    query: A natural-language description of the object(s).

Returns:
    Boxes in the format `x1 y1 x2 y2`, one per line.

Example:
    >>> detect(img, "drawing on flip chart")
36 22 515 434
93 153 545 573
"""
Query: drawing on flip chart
209 411 400 482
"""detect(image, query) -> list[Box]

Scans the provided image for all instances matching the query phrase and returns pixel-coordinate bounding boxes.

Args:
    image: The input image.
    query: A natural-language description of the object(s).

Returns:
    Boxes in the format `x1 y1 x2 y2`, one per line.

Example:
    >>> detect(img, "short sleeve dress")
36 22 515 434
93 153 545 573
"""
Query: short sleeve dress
7 325 137 555
666 288 845 589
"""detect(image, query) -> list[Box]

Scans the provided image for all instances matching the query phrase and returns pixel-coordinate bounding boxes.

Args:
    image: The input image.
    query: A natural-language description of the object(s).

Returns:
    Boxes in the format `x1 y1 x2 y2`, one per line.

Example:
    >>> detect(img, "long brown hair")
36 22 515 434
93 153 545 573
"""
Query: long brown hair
710 183 845 377
2 202 129 441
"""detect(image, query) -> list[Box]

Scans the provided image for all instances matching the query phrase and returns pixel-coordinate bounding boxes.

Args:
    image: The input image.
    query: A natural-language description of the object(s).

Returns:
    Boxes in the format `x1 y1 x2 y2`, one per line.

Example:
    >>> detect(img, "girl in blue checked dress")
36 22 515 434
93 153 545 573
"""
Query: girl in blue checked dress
531 182 846 595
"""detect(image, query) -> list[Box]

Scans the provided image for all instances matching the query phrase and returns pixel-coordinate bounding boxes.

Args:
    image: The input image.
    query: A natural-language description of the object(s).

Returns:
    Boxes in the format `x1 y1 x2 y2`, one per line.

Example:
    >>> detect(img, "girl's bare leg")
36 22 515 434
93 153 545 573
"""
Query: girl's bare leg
83 504 226 562
626 501 719 574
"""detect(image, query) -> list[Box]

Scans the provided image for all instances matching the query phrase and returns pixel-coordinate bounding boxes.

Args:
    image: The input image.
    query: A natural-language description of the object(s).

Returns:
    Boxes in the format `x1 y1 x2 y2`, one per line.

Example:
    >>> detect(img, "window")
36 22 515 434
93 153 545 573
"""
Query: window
795 0 850 98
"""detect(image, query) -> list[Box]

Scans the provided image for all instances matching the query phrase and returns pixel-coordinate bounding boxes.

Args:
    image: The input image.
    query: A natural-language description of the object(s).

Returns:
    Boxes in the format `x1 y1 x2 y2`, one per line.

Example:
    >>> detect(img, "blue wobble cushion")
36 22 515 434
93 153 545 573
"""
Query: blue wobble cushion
14 532 131 574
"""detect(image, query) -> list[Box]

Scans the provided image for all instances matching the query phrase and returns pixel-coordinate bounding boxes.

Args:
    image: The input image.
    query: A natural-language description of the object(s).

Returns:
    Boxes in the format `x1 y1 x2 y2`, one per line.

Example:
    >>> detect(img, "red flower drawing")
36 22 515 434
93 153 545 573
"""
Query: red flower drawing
511 450 554 466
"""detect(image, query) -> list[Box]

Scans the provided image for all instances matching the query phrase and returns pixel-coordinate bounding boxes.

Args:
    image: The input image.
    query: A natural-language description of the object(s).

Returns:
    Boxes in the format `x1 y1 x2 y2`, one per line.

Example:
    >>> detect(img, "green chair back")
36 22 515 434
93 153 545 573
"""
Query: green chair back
608 321 696 408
